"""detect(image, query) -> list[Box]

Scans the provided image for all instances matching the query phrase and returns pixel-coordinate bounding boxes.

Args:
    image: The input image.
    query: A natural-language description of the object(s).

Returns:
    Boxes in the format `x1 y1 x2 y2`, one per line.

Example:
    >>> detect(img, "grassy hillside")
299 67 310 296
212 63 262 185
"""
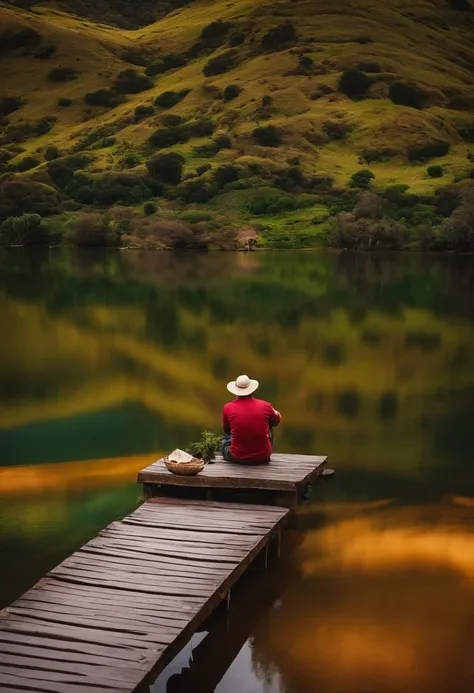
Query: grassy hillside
1 0 474 249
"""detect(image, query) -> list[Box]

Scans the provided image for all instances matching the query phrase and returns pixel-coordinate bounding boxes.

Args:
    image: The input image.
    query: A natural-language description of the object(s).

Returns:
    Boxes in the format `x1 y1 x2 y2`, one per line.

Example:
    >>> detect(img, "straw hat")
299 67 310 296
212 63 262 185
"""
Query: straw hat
227 374 259 397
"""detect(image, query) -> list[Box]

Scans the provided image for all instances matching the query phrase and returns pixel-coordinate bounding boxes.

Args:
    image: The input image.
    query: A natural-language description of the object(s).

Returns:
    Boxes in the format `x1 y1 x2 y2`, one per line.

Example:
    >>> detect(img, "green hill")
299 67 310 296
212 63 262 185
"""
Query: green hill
1 0 474 249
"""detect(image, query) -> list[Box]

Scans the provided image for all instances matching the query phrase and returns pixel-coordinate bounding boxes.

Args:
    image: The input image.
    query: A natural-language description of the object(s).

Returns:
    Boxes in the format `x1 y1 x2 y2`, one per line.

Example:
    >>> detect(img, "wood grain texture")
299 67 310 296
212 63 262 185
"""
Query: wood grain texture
0 498 288 693
138 452 327 491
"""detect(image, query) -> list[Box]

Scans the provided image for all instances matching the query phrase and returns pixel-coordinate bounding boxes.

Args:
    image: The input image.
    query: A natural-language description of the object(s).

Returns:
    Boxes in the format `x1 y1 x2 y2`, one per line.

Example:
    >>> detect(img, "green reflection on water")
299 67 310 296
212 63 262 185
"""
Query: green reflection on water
1 249 474 692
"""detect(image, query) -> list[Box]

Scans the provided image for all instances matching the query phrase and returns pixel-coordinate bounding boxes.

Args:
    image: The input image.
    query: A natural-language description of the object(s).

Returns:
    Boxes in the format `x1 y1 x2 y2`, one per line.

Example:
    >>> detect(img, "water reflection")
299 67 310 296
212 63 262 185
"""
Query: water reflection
1 249 474 691
250 495 474 693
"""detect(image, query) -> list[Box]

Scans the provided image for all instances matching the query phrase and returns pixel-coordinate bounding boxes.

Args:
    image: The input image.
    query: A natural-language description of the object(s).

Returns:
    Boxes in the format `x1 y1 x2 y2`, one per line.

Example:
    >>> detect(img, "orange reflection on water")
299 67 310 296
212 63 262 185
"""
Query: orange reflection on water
298 497 474 578
250 497 474 693
0 452 161 496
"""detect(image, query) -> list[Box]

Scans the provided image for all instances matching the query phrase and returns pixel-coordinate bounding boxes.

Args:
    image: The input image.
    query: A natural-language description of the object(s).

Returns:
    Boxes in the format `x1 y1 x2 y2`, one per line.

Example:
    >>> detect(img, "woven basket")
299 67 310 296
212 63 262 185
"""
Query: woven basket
164 457 205 476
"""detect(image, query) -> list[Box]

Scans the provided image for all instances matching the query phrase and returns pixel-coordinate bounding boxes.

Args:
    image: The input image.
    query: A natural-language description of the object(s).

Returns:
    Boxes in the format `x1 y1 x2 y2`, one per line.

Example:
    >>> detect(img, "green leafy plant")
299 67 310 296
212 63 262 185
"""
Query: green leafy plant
350 169 375 188
185 431 222 462
427 164 444 178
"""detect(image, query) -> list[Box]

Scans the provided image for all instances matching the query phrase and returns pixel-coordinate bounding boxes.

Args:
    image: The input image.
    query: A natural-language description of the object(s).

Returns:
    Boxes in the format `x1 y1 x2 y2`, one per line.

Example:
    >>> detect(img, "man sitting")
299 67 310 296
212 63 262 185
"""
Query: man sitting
222 374 281 464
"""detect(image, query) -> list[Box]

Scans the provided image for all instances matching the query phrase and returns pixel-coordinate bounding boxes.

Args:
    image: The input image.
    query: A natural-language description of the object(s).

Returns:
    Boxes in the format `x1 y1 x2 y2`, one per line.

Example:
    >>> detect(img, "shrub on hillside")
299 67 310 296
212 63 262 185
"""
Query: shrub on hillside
277 166 305 191
389 81 423 108
350 169 375 188
148 128 179 148
447 0 472 9
57 97 73 107
175 178 218 203
192 119 215 137
0 213 50 246
201 20 233 45
339 69 370 98
134 105 154 122
114 69 153 94
145 220 196 249
44 146 60 161
161 114 183 127
120 152 141 169
48 67 77 82
71 174 155 207
203 51 237 77
328 212 408 250
214 165 239 188
262 23 297 50
438 184 474 250
459 125 474 142
0 180 57 220
66 212 121 247
97 136 116 148
144 200 157 215
407 140 450 162
248 188 298 215
214 133 232 150
0 97 23 117
47 153 91 187
253 125 281 147
145 54 187 76
16 156 41 172
360 148 388 163
194 165 210 178
155 90 190 108
299 55 313 70
0 149 13 164
0 27 41 53
149 118 214 148
223 84 241 101
146 153 184 186
84 89 124 108
35 117 55 135
34 41 56 59
427 165 444 178
229 31 245 46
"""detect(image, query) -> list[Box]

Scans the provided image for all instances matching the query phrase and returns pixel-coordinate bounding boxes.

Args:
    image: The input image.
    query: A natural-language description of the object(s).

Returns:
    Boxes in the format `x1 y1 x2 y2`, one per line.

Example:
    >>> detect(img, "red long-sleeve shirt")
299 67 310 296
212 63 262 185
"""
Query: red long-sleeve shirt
222 396 281 463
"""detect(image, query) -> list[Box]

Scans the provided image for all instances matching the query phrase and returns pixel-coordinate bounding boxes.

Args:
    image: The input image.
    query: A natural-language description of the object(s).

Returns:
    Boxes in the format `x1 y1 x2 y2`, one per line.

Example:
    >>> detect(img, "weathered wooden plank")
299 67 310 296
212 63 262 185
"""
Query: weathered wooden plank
78 547 230 575
0 641 148 670
0 631 152 663
5 607 182 638
87 537 246 562
13 597 189 628
0 654 138 682
0 629 154 668
99 527 254 554
62 554 226 581
34 580 202 608
0 671 129 693
50 567 219 595
0 616 168 648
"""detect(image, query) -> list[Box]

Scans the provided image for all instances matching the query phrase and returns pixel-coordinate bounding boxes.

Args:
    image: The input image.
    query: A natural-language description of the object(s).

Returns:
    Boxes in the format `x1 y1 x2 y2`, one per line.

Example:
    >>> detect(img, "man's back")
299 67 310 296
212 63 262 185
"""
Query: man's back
222 396 281 463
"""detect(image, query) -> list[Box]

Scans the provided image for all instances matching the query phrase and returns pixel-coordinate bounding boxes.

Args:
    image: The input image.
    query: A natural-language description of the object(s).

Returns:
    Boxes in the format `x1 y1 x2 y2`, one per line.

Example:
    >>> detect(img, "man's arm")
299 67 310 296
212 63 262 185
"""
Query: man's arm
267 403 281 427
222 406 231 434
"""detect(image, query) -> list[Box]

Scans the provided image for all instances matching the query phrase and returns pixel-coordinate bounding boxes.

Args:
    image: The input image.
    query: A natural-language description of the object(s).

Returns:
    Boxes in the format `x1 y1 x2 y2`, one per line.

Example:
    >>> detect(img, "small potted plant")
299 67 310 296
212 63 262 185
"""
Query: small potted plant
185 431 222 463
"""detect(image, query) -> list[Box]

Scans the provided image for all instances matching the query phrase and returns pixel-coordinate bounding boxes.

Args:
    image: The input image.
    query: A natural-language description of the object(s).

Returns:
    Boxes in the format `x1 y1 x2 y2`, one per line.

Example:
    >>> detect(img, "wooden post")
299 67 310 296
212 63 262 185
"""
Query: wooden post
143 483 154 500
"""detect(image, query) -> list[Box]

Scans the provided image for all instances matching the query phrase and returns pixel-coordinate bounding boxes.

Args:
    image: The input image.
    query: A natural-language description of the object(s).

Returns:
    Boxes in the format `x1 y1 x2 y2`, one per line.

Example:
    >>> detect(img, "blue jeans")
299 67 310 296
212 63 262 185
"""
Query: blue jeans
222 429 274 463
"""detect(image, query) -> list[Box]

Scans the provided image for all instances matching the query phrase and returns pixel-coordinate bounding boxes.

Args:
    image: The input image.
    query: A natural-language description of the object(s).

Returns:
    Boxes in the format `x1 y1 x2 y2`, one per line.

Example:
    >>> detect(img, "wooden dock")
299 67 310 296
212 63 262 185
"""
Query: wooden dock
0 452 327 692
139 452 328 508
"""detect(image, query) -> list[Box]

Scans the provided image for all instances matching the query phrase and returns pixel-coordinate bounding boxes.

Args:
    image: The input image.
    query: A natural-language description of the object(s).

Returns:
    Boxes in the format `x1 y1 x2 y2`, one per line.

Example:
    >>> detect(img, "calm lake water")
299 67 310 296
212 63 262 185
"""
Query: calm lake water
1 248 474 693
